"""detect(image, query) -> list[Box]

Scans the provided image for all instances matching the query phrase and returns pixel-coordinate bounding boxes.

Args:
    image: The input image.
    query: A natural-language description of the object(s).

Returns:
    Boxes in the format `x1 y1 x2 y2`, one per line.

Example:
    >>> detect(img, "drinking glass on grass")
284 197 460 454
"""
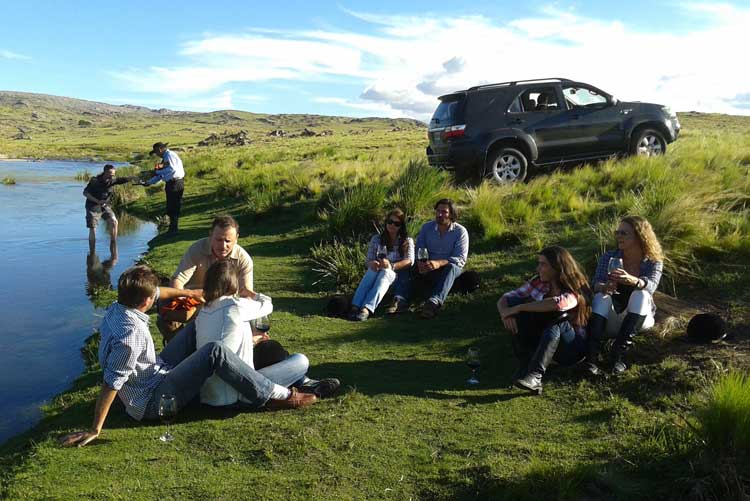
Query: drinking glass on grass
158 394 177 442
607 257 624 295
466 347 481 385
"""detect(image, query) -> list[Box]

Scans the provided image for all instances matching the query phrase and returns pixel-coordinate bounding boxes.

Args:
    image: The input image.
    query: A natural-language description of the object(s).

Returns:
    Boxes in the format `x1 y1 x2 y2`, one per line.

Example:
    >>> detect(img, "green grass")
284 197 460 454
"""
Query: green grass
1 111 750 499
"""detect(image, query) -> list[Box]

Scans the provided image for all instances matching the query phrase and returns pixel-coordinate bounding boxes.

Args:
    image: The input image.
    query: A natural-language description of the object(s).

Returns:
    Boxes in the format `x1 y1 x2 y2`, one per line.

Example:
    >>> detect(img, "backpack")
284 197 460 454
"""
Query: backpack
450 270 481 295
325 294 353 318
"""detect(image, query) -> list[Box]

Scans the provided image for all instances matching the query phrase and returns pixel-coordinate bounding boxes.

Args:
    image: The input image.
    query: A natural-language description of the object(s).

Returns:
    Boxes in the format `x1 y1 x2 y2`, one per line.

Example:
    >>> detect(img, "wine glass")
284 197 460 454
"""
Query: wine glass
377 244 388 260
417 247 429 263
607 257 624 295
158 394 177 442
252 315 271 333
466 347 480 385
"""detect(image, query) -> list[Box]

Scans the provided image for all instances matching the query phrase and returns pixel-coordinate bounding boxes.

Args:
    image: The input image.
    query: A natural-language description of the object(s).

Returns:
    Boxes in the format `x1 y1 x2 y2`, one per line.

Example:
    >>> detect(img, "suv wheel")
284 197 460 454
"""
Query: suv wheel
486 147 528 184
631 128 666 157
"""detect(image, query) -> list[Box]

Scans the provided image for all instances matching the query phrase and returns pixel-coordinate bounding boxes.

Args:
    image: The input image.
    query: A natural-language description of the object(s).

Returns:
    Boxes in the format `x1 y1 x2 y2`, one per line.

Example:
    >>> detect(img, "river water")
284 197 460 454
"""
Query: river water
0 160 157 444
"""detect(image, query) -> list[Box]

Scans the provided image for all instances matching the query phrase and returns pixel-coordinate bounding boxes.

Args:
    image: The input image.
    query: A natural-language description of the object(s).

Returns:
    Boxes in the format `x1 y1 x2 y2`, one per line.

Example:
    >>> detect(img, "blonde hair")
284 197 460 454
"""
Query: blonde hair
621 216 664 262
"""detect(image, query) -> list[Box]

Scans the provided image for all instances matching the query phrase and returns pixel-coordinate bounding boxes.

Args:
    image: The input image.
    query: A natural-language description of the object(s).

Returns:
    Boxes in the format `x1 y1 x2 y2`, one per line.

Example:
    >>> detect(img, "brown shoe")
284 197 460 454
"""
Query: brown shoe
266 388 318 411
420 301 439 319
384 298 408 315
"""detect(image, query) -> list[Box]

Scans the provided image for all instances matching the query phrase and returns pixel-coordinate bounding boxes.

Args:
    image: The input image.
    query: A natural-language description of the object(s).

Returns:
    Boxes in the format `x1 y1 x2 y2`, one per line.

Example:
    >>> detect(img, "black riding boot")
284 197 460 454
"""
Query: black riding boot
515 333 560 394
584 314 608 376
611 313 646 375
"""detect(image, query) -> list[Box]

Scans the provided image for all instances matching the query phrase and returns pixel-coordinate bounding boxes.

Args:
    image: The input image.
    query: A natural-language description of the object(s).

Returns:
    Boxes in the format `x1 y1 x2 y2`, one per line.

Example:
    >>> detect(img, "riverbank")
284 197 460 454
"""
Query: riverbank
2 115 749 499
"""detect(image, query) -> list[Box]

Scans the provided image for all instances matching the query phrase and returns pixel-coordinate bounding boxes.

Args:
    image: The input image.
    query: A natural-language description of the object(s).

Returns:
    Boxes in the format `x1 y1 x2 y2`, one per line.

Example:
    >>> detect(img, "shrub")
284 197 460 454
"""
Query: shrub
322 181 388 238
310 238 366 291
391 158 449 219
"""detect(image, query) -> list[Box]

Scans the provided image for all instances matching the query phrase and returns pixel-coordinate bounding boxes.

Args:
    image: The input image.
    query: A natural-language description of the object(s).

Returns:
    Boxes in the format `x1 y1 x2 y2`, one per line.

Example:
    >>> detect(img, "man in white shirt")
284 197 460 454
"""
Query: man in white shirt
144 142 185 234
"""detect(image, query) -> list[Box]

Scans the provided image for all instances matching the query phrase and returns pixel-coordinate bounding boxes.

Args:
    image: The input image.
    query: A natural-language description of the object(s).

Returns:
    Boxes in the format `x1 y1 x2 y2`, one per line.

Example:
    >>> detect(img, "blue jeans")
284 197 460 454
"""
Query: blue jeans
541 321 587 367
392 263 463 306
258 353 309 388
351 268 399 312
144 322 275 419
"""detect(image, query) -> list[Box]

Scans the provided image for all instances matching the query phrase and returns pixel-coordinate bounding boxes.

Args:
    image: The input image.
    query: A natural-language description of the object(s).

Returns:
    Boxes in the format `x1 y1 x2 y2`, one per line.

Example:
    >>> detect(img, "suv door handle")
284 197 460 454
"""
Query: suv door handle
510 118 524 125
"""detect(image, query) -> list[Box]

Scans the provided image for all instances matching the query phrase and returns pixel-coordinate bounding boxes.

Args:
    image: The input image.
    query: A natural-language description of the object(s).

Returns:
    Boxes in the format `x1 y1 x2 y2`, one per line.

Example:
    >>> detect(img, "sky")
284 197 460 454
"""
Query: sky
1 0 749 121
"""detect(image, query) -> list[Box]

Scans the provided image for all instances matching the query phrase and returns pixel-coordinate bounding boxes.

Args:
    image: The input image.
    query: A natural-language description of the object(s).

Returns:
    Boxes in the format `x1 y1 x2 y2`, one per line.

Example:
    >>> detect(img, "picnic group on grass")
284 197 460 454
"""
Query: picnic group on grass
61 144 664 447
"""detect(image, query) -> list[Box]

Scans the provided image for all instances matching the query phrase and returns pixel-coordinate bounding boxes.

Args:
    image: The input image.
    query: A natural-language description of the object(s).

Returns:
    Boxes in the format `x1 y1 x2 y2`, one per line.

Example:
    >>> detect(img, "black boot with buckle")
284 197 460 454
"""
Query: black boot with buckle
584 313 608 377
611 313 646 375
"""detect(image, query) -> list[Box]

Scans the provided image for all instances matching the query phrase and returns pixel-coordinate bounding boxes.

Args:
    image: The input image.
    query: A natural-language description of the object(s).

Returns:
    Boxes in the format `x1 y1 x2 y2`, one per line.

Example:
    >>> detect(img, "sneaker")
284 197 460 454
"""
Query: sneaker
420 300 439 319
354 308 370 321
612 361 628 376
300 378 341 399
514 372 543 395
584 361 604 377
266 388 317 411
384 298 408 315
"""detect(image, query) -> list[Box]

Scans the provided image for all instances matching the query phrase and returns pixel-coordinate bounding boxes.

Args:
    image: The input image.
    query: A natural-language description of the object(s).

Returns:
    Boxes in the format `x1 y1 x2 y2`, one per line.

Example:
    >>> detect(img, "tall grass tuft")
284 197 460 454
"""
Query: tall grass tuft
695 372 750 458
2 176 16 185
74 169 91 181
463 183 507 241
322 181 388 238
310 238 366 291
391 158 449 219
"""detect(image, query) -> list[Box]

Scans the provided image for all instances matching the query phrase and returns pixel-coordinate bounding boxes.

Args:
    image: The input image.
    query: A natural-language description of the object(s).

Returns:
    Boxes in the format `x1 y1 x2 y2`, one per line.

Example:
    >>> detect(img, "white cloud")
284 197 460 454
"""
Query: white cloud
111 4 750 118
313 96 409 117
0 49 30 60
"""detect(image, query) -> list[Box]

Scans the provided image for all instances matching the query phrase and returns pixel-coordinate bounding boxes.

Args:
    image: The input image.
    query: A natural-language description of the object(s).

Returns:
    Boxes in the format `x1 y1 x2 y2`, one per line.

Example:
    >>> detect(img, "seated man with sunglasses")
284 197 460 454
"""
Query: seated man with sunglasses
349 208 414 321
385 199 469 319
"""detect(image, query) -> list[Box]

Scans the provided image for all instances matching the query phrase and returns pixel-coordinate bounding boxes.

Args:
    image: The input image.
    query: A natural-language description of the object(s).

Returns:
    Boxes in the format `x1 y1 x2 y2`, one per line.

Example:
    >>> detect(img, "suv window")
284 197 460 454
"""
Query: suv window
512 87 560 112
430 97 465 127
562 86 608 109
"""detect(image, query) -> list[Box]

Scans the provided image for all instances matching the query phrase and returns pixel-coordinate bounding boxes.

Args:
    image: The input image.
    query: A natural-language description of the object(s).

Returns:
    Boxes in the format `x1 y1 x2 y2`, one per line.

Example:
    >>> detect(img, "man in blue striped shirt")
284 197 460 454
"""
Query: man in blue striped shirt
60 265 316 447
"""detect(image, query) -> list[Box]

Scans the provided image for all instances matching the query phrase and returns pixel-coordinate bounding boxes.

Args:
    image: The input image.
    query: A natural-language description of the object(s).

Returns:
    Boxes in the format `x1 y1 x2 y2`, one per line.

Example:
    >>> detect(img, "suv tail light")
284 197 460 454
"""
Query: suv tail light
442 124 466 140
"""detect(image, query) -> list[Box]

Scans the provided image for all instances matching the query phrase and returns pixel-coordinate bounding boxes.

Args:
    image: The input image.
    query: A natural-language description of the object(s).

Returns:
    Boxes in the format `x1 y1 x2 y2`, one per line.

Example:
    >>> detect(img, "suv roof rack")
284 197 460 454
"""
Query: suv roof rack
467 78 573 92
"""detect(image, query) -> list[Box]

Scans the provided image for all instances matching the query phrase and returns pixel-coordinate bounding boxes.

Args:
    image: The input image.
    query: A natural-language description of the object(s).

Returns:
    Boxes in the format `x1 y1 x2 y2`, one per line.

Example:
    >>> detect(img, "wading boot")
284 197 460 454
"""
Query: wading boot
584 314 608 377
515 332 560 395
611 313 646 376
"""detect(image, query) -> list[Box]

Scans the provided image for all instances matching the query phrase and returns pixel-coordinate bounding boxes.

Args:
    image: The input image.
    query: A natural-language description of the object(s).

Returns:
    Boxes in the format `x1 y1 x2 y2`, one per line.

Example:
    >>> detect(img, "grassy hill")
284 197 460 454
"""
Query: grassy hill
0 90 425 160
1 106 749 499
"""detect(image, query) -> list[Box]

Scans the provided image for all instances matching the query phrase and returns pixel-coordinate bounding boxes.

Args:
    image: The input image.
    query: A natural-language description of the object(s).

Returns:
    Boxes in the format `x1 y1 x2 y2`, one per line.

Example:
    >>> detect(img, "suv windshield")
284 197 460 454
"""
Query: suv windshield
430 96 465 127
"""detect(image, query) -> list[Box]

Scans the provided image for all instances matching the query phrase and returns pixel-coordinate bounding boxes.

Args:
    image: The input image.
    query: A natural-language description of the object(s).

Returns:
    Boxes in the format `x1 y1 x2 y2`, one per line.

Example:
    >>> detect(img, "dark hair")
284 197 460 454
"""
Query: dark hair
434 198 458 221
539 246 591 327
379 208 409 257
103 164 115 172
203 260 239 305
211 215 240 233
117 265 159 308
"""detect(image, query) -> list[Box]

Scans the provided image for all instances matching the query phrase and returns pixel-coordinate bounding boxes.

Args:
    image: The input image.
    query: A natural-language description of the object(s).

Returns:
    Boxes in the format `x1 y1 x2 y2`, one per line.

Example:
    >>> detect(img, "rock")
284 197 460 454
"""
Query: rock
31 112 39 119
198 129 251 147
300 128 316 137
267 129 287 137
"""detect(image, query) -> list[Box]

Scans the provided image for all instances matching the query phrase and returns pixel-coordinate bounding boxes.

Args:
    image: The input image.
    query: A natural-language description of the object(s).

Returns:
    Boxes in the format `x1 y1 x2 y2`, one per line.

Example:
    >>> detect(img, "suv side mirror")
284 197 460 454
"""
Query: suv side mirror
609 97 619 106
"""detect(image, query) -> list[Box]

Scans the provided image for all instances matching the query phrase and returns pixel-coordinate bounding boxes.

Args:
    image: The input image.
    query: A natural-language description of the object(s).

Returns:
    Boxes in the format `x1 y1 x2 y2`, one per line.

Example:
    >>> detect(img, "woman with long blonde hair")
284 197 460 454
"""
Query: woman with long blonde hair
585 216 664 376
497 246 591 394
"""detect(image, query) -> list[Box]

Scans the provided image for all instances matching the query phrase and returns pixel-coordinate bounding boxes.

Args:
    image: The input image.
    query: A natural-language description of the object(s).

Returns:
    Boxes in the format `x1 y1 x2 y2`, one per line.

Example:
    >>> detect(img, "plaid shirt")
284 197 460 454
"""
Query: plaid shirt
593 249 663 295
98 298 169 421
503 277 585 336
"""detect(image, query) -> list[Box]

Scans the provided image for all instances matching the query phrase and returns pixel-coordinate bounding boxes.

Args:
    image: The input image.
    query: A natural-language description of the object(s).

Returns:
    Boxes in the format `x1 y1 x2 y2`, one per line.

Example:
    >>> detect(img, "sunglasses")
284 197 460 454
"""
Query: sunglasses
386 219 403 227
614 230 631 237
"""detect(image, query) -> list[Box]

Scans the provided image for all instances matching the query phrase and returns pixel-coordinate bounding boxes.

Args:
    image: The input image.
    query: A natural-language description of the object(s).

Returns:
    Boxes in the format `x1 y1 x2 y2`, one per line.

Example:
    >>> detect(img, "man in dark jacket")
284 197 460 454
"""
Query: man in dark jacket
83 164 137 253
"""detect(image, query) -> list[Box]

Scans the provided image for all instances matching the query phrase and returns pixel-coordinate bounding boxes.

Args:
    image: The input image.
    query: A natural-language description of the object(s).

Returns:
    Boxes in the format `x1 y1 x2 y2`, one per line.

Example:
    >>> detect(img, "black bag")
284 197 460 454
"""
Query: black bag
450 270 481 295
253 339 290 370
686 313 727 343
325 294 352 318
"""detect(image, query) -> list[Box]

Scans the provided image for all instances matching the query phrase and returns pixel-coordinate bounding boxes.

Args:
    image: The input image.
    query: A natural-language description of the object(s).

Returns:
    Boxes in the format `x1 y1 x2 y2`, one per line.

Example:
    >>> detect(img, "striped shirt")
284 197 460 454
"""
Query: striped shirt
364 234 414 267
593 249 663 295
98 300 169 420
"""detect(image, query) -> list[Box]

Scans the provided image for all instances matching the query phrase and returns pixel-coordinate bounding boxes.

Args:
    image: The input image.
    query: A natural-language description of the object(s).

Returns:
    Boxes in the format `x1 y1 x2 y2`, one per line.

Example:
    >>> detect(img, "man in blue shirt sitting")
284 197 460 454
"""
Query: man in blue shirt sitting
385 199 469 319
142 142 185 235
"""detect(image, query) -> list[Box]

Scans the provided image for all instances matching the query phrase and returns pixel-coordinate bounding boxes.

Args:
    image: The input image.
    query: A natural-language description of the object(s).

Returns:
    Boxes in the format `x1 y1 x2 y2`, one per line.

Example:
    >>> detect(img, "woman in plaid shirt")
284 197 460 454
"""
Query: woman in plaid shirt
585 216 664 376
497 246 591 394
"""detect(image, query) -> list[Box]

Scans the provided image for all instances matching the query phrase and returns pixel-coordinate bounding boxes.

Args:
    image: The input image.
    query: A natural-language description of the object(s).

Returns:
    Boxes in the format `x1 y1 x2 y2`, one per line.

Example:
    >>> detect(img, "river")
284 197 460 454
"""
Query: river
0 160 157 444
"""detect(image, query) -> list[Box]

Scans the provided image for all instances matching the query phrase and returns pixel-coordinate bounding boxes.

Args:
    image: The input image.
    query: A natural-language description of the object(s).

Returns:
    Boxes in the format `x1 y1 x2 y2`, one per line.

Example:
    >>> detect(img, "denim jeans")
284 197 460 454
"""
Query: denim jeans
392 263 463 306
351 268 398 312
144 322 274 419
539 321 586 366
258 353 309 388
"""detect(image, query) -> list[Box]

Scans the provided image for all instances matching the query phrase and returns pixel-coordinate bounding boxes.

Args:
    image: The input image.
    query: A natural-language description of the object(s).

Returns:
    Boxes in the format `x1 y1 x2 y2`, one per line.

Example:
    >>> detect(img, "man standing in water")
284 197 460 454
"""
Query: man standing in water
143 142 185 235
83 164 137 254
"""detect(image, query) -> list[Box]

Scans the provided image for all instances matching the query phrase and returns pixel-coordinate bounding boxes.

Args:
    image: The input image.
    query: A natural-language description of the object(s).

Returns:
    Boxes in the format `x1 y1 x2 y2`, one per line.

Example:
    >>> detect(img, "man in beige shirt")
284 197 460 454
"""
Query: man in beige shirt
158 215 253 340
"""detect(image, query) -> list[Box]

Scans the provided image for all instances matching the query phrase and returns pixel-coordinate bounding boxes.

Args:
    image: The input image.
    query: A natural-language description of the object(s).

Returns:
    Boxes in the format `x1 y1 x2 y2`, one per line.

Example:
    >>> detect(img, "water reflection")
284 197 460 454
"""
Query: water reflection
86 244 117 298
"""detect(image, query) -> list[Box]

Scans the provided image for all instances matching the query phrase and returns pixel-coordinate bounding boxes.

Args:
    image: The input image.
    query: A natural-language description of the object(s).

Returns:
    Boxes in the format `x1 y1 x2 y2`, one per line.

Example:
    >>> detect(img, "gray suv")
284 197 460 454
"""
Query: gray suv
426 78 680 183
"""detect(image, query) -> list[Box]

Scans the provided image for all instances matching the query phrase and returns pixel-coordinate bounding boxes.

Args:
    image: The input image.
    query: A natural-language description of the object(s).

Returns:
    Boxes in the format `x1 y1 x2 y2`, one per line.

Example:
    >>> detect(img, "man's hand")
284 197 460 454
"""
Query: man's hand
59 429 99 448
188 289 205 303
417 260 439 274
368 260 381 272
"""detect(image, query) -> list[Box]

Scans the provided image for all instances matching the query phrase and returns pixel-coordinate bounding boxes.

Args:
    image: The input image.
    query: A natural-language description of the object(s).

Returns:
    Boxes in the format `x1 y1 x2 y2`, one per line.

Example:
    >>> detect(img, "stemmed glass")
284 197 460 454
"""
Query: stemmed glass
252 315 271 333
377 244 388 260
608 257 624 295
417 247 429 263
158 394 177 442
466 347 481 385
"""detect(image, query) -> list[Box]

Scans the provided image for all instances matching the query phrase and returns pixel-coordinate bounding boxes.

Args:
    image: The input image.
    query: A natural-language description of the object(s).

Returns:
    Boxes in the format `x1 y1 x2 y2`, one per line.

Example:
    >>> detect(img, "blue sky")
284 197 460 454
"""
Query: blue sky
1 1 748 119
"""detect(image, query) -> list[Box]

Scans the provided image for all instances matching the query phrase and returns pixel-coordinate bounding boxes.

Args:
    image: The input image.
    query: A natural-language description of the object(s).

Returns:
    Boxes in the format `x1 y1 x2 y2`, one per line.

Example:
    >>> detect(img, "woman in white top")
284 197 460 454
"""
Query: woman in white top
349 208 414 321
195 260 309 406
